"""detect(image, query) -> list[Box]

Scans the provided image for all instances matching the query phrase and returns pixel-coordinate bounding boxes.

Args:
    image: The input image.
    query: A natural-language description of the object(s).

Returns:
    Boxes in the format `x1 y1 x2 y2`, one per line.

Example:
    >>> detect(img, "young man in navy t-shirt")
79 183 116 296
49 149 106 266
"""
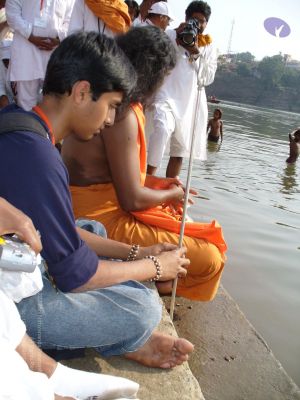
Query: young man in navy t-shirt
0 31 193 369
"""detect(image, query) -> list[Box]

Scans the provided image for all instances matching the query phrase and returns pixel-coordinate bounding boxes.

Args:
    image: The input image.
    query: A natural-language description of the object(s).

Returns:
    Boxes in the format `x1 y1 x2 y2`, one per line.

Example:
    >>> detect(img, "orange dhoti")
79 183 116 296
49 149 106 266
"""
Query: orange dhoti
70 104 227 301
71 183 226 301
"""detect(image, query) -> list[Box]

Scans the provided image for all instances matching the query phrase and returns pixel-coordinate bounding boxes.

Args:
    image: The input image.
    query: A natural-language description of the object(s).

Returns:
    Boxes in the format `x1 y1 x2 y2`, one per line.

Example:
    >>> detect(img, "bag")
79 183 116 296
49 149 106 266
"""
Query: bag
0 108 45 301
0 109 48 138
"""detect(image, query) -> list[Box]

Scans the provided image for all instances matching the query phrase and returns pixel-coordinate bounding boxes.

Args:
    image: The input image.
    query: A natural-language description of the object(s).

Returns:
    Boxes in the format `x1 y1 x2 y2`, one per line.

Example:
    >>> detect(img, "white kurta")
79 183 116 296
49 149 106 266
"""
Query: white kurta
146 29 217 166
6 0 75 81
68 0 115 37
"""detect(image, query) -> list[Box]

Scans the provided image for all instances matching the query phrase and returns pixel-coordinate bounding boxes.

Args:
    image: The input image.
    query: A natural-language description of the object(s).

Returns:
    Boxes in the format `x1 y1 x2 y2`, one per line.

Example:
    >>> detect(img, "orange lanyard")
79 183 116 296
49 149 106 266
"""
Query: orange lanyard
32 105 55 145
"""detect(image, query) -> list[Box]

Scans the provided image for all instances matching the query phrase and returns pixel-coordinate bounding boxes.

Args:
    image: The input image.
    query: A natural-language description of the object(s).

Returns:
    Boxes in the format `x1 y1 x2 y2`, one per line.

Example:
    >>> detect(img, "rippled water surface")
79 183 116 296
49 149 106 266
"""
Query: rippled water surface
162 101 300 385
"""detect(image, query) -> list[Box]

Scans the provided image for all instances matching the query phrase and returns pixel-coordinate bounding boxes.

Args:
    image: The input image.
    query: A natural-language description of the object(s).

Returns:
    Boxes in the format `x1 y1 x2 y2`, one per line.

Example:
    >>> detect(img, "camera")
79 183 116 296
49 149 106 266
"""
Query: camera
177 18 200 47
0 235 40 273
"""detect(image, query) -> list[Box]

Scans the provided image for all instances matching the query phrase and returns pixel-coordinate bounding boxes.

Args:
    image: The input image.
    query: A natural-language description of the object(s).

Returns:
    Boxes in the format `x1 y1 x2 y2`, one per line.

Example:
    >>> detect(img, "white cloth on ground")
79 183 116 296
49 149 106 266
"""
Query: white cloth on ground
145 29 217 167
50 362 139 400
0 289 55 400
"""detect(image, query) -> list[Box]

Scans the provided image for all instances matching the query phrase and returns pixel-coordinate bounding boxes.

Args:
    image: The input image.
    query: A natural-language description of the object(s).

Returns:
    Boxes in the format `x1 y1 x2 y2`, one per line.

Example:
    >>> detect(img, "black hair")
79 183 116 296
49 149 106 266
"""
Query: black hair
214 108 222 118
43 31 137 101
125 0 140 20
185 1 211 21
116 26 176 105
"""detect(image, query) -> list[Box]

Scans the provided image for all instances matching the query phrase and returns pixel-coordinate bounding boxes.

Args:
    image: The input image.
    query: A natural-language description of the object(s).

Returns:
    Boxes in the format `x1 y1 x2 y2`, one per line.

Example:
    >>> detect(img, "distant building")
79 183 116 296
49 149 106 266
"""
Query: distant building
218 53 236 64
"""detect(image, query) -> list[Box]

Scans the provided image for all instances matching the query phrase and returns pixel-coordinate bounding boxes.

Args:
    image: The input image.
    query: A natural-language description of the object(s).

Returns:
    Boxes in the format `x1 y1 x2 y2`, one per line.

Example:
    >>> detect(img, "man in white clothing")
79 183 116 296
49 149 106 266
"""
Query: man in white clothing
0 197 139 400
5 0 75 110
133 0 167 26
139 1 173 31
146 0 217 178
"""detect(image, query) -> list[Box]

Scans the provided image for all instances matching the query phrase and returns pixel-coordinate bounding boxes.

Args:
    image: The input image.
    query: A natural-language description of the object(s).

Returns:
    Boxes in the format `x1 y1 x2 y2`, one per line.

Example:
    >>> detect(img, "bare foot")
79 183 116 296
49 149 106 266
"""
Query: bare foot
124 332 194 369
155 280 173 295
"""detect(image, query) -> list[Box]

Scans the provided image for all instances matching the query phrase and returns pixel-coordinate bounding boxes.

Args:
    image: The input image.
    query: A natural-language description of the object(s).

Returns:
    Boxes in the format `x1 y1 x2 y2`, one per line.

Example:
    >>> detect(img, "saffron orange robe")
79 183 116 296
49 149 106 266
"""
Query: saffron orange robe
70 104 227 301
84 0 131 33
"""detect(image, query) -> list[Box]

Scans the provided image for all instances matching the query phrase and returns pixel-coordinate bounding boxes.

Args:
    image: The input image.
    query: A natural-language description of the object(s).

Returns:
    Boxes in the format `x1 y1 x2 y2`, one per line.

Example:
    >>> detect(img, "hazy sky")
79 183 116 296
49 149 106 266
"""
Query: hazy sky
162 0 300 61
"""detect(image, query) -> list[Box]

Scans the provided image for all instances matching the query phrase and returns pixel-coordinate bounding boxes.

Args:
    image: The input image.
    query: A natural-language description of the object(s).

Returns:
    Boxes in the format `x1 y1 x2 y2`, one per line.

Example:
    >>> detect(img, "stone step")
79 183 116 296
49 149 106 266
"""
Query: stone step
64 288 204 400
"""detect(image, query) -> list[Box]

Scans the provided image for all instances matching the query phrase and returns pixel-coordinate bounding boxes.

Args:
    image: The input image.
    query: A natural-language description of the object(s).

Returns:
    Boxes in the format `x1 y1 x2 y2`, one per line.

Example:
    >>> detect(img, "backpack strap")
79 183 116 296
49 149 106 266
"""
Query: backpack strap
0 112 49 139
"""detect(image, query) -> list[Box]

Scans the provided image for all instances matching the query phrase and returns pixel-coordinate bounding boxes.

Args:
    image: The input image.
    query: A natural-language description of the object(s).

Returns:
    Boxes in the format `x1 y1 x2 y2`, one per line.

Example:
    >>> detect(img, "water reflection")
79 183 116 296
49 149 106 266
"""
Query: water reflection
280 164 298 194
193 101 300 384
207 140 222 153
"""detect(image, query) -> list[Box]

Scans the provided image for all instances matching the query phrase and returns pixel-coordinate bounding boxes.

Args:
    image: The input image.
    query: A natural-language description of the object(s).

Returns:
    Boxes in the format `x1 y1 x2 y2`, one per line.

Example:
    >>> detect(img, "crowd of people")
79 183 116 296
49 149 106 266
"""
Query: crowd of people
0 1 228 398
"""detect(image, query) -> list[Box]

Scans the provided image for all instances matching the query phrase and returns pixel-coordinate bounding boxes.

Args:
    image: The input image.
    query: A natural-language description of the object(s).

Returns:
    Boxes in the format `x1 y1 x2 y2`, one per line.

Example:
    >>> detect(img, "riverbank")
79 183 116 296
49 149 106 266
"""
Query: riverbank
206 71 300 113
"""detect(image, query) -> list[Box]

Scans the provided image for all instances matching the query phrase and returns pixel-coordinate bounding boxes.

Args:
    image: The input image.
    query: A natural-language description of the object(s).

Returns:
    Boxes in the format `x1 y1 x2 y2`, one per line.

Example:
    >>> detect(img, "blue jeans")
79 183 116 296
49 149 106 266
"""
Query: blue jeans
16 220 162 356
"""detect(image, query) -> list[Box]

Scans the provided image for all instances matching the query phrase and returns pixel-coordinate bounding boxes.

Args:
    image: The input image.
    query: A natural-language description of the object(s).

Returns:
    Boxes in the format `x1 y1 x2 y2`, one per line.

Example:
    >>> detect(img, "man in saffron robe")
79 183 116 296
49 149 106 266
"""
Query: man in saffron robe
62 26 227 302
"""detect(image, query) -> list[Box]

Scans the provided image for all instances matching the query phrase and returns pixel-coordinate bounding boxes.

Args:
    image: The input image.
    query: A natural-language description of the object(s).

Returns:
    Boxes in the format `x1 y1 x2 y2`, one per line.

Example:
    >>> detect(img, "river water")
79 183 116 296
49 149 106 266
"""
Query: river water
163 101 300 385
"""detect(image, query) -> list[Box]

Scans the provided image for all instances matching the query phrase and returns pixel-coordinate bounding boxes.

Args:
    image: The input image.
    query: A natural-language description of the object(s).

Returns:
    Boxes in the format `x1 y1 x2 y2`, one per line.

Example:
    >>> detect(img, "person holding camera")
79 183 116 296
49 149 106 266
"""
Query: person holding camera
146 1 217 178
0 198 140 399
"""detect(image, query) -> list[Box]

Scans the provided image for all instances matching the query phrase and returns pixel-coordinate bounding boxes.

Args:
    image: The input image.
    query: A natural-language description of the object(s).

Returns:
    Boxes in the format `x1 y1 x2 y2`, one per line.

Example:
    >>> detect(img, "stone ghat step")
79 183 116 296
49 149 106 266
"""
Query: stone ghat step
64 288 204 400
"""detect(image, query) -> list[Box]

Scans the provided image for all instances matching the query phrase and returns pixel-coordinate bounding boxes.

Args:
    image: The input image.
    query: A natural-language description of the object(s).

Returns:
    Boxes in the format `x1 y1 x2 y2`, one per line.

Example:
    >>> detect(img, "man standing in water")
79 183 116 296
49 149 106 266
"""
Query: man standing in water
207 108 223 143
286 128 300 164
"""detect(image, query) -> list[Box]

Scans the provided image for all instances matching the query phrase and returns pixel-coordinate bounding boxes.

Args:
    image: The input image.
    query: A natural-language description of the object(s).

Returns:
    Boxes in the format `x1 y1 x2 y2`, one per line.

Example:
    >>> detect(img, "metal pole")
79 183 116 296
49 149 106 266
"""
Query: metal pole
169 62 202 320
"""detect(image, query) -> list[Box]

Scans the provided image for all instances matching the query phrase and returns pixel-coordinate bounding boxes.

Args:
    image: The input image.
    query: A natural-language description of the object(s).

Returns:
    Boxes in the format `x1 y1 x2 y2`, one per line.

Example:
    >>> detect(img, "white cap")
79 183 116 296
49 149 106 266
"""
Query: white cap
148 2 174 21
0 39 12 60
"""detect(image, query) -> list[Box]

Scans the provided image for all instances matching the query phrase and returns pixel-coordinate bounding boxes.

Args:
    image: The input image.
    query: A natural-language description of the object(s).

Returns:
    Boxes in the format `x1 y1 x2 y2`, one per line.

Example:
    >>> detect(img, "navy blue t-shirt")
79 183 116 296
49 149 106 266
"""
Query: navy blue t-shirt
0 106 98 291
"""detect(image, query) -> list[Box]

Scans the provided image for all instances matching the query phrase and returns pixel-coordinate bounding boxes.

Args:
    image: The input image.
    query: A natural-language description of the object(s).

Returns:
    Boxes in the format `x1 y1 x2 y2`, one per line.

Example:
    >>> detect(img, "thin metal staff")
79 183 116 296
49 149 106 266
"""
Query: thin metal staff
170 59 202 320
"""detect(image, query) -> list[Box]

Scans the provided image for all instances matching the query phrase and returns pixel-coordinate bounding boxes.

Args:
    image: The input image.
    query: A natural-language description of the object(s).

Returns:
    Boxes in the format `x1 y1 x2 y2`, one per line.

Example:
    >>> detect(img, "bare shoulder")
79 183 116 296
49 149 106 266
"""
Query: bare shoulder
102 107 138 143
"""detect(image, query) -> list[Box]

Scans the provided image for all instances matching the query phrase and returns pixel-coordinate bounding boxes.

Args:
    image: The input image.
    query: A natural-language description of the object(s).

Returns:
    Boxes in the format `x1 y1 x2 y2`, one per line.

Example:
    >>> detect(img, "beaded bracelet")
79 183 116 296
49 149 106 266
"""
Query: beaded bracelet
126 244 140 261
145 255 163 282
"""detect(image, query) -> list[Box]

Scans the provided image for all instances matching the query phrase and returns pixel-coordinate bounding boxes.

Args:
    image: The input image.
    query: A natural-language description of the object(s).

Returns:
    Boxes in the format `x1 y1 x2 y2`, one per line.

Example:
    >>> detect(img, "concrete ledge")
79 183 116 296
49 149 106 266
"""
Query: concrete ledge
65 289 204 400
164 286 300 400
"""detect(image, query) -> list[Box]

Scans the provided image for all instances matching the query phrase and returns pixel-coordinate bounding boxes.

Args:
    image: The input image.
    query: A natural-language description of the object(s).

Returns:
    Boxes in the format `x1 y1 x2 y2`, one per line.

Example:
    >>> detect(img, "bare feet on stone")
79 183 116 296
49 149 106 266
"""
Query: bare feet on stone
124 332 194 369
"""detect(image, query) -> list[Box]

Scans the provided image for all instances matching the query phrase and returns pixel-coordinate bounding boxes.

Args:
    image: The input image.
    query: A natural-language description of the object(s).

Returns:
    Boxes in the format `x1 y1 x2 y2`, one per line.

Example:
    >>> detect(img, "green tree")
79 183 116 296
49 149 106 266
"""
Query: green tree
281 68 300 89
258 55 285 88
235 52 255 63
236 63 252 77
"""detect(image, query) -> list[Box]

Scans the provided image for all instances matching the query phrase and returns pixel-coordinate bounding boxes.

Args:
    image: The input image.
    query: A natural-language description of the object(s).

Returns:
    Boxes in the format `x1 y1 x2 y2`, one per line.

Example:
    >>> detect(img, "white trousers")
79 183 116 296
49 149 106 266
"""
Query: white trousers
146 104 178 168
16 79 43 111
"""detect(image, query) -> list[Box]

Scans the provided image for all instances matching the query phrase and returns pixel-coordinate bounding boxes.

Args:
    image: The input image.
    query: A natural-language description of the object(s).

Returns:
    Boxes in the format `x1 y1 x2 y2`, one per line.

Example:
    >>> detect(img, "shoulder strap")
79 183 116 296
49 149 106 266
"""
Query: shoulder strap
0 112 49 139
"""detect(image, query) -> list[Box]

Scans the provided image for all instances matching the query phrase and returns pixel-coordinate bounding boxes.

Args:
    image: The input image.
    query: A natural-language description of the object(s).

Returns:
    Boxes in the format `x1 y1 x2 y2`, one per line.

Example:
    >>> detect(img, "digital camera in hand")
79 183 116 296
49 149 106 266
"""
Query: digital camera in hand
0 235 41 272
177 18 200 47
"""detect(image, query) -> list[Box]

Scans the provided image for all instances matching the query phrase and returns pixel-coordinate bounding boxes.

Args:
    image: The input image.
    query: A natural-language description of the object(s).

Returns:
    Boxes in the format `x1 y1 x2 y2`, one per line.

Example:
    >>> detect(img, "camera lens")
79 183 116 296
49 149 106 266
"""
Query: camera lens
182 33 195 46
